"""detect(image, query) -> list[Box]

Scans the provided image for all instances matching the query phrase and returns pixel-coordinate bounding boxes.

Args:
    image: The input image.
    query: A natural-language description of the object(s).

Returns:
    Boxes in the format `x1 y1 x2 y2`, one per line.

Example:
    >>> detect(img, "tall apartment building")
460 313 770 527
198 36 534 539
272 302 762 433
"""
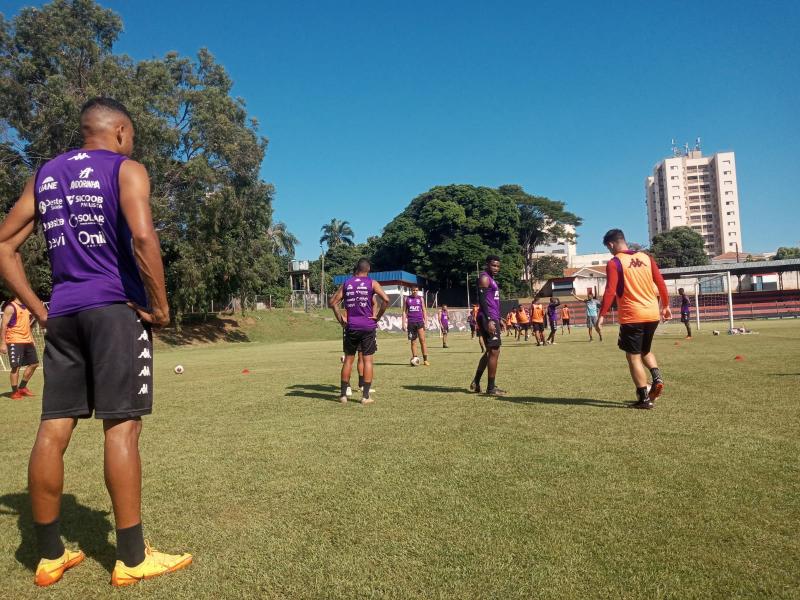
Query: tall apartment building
645 148 742 256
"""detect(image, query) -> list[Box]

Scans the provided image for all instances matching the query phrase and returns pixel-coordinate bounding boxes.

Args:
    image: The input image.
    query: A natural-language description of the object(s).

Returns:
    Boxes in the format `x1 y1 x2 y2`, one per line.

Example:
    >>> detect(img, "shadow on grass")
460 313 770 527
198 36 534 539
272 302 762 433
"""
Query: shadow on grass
496 396 627 409
156 316 251 346
403 385 468 394
0 492 115 571
285 383 341 402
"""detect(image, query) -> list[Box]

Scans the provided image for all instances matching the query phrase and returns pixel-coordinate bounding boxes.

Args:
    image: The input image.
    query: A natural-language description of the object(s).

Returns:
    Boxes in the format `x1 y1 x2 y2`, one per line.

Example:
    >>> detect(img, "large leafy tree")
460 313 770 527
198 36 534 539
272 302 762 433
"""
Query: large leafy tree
319 218 355 249
0 0 294 318
497 185 582 283
529 255 567 281
649 227 709 268
774 247 800 260
372 185 524 294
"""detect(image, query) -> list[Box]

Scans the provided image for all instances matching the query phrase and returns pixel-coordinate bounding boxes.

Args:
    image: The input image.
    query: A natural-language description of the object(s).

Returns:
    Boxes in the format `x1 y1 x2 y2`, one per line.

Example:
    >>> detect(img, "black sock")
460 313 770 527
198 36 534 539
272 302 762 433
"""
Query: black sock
474 355 488 385
340 380 349 397
362 382 371 398
636 386 648 402
358 375 364 388
650 368 662 382
20 379 29 389
488 377 496 391
12 384 18 392
116 522 145 567
34 518 65 560
423 354 428 361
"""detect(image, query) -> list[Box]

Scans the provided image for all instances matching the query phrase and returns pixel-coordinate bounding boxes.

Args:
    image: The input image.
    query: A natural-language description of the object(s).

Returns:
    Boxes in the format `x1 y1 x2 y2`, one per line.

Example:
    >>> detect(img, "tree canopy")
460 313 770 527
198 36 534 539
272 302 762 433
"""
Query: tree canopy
648 227 710 268
0 0 294 317
774 246 800 260
320 218 355 249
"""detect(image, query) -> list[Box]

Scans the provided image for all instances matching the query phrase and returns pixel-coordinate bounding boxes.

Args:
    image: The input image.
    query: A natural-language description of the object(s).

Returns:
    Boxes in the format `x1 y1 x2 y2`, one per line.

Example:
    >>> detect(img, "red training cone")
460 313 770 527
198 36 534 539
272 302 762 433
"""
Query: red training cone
734 355 744 361
242 368 251 374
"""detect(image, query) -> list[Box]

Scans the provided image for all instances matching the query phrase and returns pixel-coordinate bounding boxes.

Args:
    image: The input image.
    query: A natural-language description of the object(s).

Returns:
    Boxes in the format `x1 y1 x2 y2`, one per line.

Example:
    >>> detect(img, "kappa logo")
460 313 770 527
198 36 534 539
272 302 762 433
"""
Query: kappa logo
138 365 151 377
137 384 149 395
38 176 58 193
78 167 94 179
629 258 647 268
138 330 149 341
68 153 91 161
138 348 151 359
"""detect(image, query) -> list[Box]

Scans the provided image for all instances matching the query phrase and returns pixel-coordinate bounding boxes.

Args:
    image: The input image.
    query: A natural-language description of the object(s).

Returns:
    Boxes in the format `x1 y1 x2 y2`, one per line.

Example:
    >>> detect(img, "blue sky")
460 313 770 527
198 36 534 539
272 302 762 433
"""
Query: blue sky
3 0 799 258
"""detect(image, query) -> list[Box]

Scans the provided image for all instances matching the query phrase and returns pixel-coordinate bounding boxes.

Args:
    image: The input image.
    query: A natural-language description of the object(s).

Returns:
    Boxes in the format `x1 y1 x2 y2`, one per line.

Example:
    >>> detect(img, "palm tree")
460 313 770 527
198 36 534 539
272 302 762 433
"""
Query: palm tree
319 218 355 250
267 221 299 256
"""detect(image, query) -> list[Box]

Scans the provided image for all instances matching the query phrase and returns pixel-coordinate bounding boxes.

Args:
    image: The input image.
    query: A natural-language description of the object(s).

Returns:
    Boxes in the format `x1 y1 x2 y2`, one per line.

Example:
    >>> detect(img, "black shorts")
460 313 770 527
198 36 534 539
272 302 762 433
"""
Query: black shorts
441 324 449 334
7 342 39 369
343 328 377 356
519 323 529 331
618 321 659 355
549 321 558 332
563 319 570 325
407 322 425 341
469 323 475 333
480 319 502 349
532 322 544 332
42 304 153 420
681 313 690 324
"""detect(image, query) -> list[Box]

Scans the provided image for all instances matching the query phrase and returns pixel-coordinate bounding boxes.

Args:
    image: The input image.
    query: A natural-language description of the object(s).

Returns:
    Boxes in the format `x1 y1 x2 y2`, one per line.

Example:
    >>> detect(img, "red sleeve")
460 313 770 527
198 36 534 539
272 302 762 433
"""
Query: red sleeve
650 259 670 307
599 259 620 317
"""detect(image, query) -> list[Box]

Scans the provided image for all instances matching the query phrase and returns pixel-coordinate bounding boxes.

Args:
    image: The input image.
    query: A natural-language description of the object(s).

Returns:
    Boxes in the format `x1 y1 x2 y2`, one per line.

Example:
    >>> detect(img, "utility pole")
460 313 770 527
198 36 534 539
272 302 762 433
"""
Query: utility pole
320 244 325 307
466 273 470 307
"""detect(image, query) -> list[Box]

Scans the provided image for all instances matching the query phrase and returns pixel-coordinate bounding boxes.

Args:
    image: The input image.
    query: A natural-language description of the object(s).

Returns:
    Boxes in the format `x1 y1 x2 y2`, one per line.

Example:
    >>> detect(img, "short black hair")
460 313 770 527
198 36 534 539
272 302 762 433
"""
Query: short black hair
678 287 685 295
486 254 501 264
354 258 371 274
80 97 134 124
602 229 625 246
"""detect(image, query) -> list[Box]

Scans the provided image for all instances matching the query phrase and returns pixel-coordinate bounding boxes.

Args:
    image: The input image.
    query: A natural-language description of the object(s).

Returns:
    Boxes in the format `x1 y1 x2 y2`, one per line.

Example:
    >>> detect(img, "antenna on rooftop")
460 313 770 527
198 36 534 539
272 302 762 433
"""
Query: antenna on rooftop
695 136 702 151
671 138 680 157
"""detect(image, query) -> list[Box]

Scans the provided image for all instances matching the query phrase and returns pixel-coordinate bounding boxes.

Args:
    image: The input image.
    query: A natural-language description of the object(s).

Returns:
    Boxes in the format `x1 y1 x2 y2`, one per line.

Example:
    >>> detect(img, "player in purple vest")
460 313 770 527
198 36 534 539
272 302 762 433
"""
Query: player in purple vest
546 297 561 345
329 258 389 404
438 305 450 348
0 98 190 587
470 255 507 395
403 285 430 365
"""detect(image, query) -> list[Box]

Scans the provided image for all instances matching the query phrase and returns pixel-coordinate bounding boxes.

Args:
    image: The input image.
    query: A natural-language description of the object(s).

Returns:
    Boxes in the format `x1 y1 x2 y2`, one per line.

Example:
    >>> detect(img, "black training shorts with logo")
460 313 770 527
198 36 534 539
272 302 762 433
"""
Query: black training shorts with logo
343 327 378 356
680 312 690 324
617 321 660 355
42 303 154 420
480 319 502 349
8 343 39 369
407 322 424 341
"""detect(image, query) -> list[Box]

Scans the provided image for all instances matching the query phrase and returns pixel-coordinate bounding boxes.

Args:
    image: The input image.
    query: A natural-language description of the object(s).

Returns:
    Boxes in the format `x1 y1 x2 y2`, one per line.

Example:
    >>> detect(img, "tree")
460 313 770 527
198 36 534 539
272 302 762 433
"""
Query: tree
649 227 709 268
774 247 800 260
267 221 299 257
497 185 581 283
372 185 524 294
319 218 354 249
529 255 567 281
0 0 296 317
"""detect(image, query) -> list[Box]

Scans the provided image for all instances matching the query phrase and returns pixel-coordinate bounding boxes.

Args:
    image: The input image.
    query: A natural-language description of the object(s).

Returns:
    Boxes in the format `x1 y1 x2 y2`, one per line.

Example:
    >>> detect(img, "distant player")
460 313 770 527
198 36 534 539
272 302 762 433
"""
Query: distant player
530 302 546 346
678 288 692 339
516 304 530 341
403 286 429 365
560 304 571 335
470 255 506 396
572 290 603 341
0 98 190 587
438 305 450 348
329 258 389 404
468 304 485 352
505 310 517 338
598 229 671 409
545 297 561 345
1 296 39 399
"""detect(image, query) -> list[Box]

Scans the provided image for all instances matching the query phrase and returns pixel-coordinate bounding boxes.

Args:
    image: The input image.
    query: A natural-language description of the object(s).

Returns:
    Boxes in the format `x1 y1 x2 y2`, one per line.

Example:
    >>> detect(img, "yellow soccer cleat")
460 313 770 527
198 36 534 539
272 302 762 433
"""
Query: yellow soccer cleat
34 548 85 587
111 541 192 587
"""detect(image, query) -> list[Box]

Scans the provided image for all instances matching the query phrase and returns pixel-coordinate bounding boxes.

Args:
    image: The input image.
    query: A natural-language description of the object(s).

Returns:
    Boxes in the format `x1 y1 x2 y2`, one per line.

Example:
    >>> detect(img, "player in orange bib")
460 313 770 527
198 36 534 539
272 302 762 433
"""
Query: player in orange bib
598 229 671 409
515 305 530 341
529 302 546 346
1 297 40 399
560 304 571 335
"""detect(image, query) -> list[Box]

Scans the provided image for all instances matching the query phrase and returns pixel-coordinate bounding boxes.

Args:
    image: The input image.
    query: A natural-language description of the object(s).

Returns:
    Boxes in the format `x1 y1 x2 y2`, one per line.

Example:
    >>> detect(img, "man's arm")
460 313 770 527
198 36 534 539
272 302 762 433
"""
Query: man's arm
118 160 169 327
598 258 621 325
651 259 672 319
0 177 48 325
372 281 389 321
401 296 407 330
477 274 495 334
0 304 12 354
328 284 345 325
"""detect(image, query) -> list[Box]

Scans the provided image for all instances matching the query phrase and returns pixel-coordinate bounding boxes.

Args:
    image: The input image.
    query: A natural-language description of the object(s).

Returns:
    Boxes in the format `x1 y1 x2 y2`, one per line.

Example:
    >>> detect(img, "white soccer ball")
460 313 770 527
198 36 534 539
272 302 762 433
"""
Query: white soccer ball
410 356 421 366
174 365 184 374
340 354 345 363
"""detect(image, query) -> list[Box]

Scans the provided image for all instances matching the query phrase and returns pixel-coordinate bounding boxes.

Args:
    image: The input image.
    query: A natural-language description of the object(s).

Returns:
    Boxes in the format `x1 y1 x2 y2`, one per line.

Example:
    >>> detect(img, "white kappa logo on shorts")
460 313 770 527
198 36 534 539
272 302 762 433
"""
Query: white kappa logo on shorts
138 366 150 377
137 384 148 395
137 330 149 342
138 348 151 359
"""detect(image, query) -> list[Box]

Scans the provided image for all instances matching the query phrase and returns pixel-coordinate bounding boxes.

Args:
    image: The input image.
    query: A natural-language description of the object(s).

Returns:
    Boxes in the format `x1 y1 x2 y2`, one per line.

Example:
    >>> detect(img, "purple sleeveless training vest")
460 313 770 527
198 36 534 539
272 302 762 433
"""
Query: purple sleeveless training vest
479 271 501 322
406 295 424 323
34 149 147 318
344 276 376 331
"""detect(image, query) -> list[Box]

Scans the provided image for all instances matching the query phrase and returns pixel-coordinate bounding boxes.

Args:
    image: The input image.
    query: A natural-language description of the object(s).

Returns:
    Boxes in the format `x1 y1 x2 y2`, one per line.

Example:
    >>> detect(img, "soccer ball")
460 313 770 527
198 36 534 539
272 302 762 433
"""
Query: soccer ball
340 354 345 363
410 356 421 366
174 365 184 375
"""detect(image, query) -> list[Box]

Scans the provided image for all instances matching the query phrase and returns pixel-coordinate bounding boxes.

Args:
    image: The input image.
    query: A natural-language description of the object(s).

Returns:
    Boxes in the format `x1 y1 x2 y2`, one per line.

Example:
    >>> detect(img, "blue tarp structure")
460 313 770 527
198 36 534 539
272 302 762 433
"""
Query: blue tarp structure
332 270 426 287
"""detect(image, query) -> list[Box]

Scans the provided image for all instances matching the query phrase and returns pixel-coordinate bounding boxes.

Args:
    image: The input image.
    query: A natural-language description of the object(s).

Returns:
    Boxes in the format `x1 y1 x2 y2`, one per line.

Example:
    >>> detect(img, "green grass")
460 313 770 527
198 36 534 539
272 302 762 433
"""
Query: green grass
1 319 799 599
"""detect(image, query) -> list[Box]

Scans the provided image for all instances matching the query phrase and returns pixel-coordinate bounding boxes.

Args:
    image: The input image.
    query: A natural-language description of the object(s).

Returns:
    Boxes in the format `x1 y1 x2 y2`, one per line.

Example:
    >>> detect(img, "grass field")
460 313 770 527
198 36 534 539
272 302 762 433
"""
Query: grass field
1 318 799 599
